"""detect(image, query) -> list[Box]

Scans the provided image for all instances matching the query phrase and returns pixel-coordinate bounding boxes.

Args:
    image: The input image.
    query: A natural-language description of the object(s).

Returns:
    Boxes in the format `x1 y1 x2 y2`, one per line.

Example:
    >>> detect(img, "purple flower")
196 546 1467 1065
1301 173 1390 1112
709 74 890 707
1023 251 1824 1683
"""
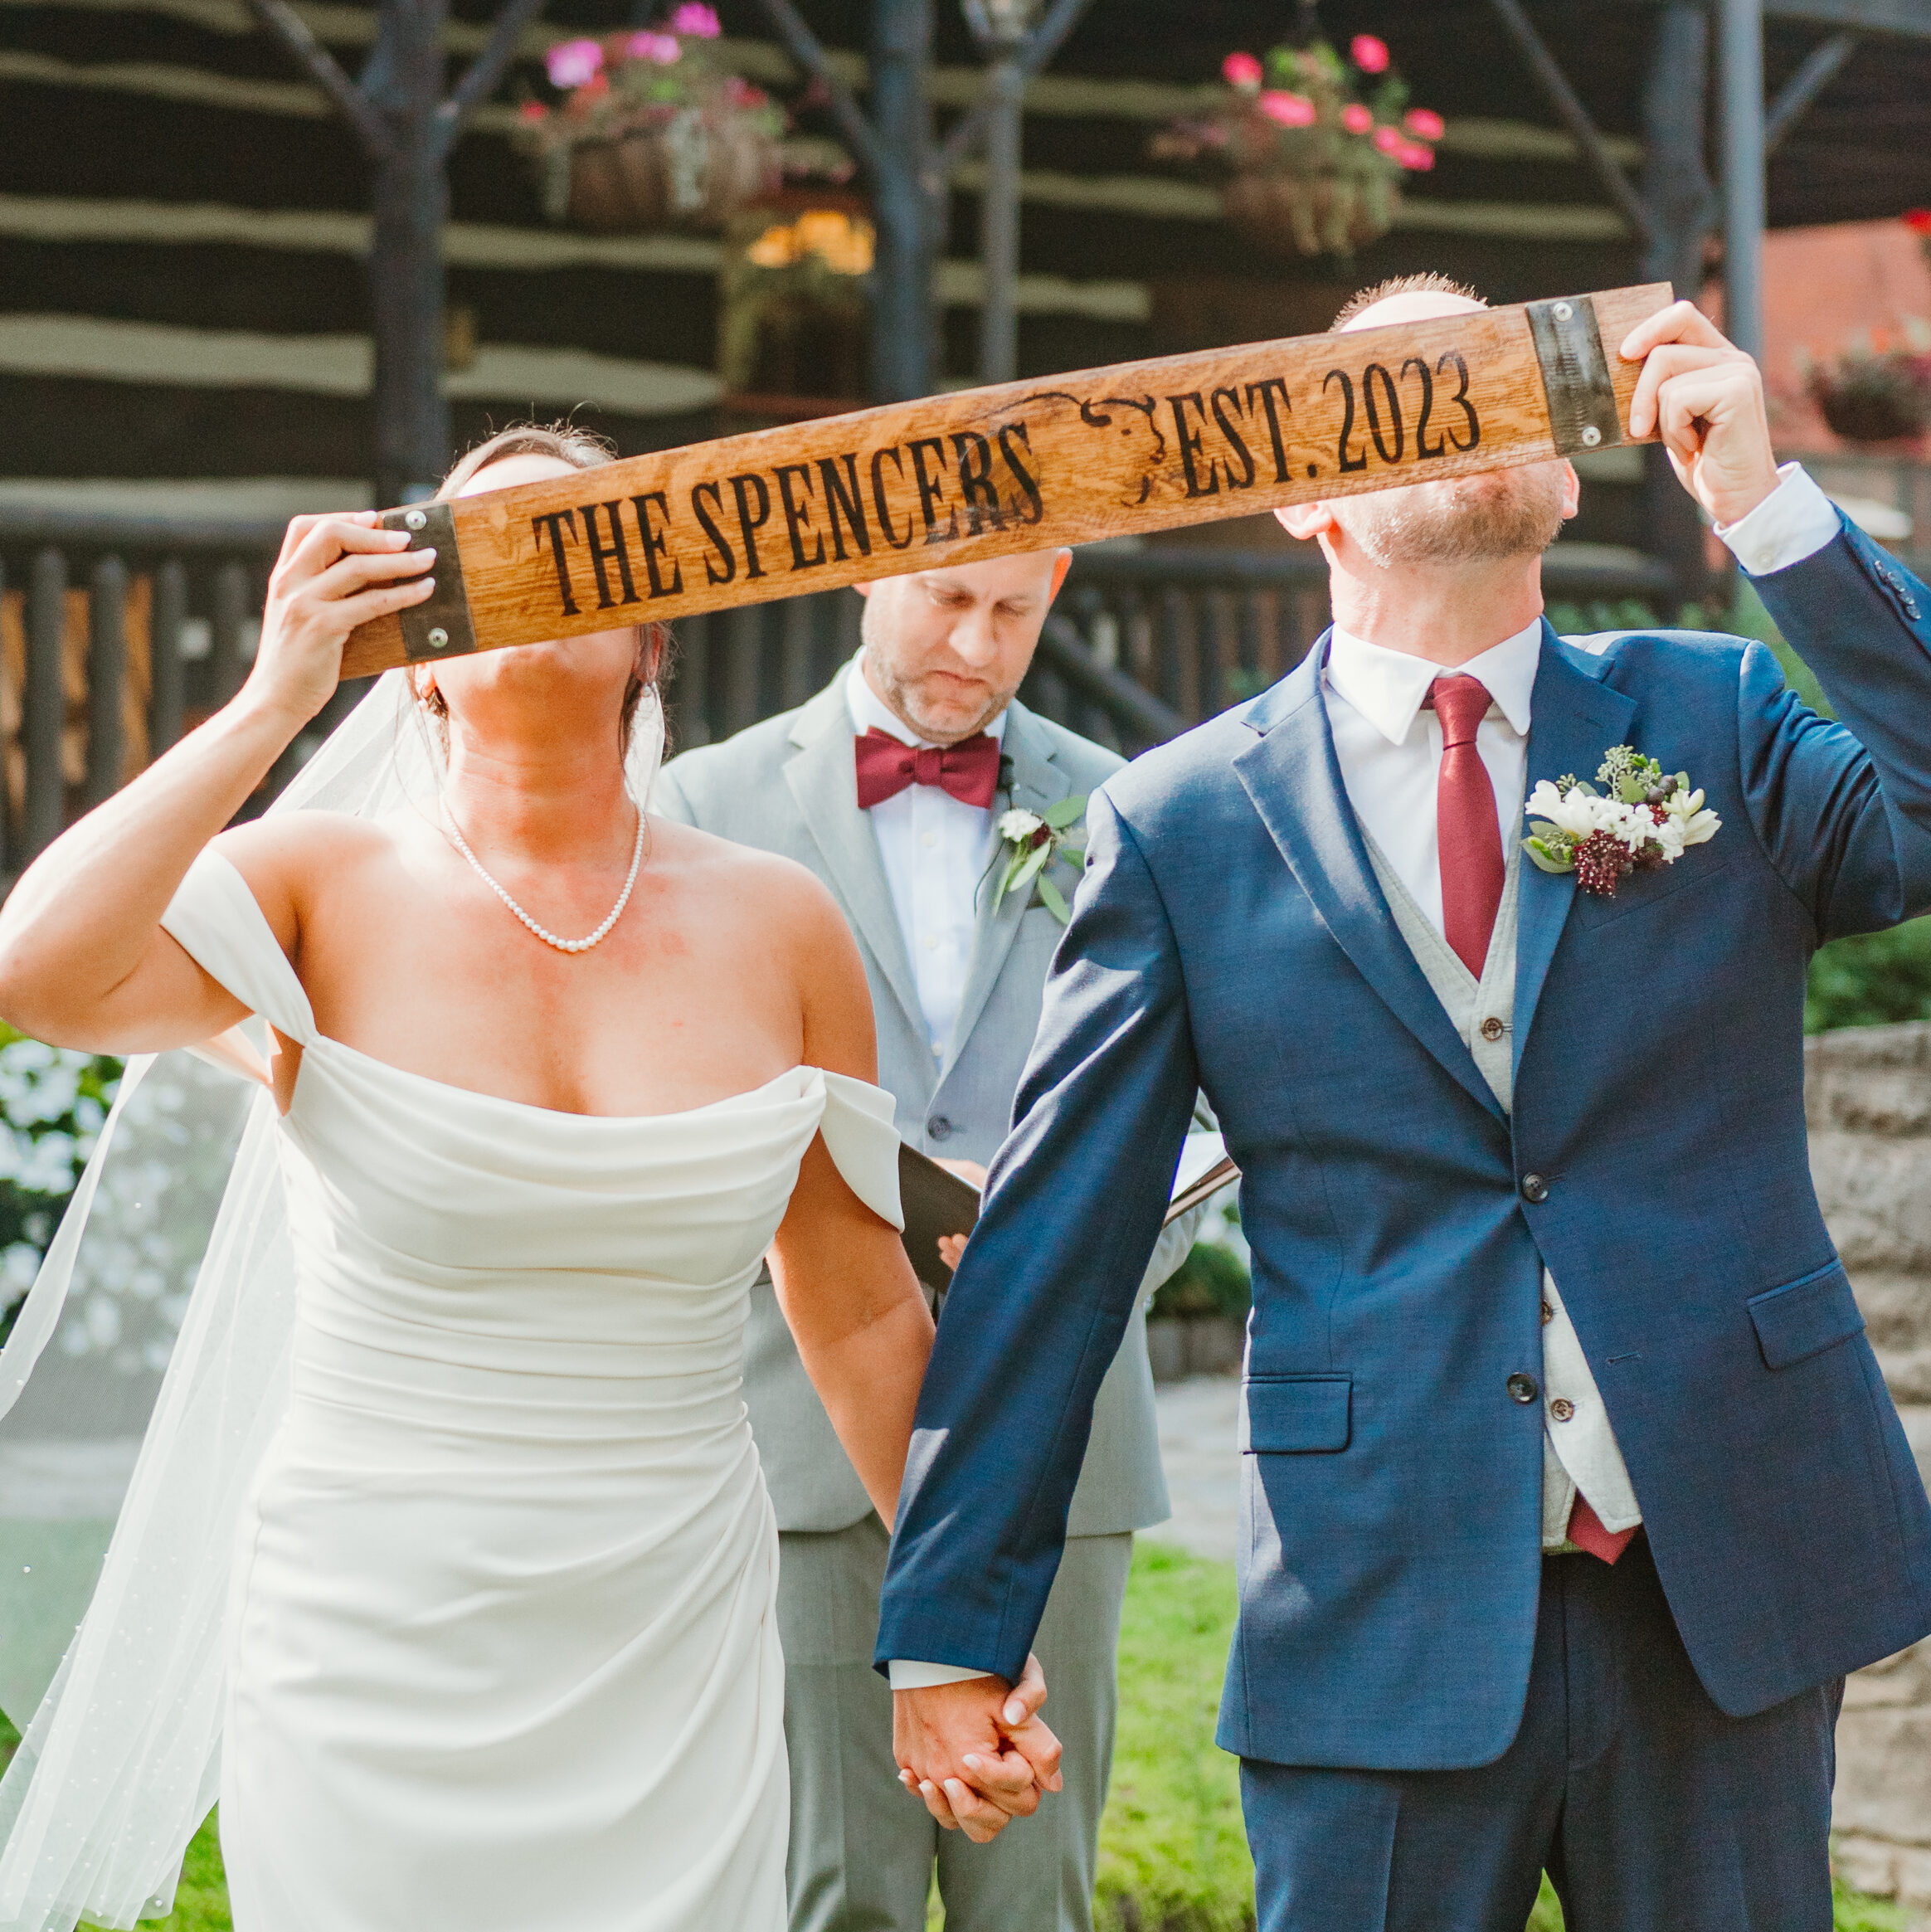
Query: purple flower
545 37 603 88
625 29 681 63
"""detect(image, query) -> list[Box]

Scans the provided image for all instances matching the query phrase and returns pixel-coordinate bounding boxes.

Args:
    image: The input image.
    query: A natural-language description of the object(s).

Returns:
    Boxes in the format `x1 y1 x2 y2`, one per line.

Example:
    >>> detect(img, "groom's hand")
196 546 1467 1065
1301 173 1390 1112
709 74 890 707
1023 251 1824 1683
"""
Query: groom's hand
893 1655 1063 1843
1621 300 1782 529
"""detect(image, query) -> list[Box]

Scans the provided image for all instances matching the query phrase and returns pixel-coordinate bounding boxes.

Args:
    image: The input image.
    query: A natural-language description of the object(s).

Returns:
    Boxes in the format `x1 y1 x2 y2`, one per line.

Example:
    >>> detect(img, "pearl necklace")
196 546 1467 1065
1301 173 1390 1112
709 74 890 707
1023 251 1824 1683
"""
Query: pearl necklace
445 805 646 955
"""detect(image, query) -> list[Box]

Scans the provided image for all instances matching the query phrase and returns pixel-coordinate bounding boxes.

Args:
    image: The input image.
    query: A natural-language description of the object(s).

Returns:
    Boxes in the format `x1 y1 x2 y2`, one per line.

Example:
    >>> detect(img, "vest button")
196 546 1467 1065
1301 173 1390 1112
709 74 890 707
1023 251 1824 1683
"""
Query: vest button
927 1116 953 1141
1520 1173 1549 1204
1507 1373 1539 1404
1480 1016 1505 1042
1549 1397 1576 1422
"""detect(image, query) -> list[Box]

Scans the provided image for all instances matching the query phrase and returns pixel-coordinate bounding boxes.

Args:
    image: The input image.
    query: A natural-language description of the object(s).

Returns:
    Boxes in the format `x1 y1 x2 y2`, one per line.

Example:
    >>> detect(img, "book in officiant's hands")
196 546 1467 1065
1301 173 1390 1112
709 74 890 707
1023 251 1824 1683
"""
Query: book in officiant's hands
897 1134 1238 1291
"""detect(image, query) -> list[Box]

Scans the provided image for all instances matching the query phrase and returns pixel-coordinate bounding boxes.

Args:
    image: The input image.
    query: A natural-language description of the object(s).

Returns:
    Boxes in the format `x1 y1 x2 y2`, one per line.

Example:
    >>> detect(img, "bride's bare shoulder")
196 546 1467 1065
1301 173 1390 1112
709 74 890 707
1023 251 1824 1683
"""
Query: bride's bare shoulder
206 811 406 934
651 819 856 954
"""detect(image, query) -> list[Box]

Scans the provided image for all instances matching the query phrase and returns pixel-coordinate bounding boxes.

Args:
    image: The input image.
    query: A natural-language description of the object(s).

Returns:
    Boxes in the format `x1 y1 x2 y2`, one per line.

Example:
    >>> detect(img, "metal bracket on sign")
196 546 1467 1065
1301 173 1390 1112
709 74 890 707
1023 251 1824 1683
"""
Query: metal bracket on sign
377 500 478 662
1526 295 1623 457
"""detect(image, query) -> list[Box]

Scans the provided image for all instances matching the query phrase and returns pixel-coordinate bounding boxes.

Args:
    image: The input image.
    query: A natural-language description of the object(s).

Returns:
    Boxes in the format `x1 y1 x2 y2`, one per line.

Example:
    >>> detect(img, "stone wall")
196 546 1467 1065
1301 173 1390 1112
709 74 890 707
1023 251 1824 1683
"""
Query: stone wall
1806 1021 1931 1910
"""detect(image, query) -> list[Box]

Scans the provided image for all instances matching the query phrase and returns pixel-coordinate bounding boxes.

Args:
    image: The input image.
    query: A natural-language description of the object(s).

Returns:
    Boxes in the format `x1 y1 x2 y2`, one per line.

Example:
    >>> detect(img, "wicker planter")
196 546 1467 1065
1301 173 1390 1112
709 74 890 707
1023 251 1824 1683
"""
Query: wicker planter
1814 382 1931 446
563 114 778 236
1223 168 1398 257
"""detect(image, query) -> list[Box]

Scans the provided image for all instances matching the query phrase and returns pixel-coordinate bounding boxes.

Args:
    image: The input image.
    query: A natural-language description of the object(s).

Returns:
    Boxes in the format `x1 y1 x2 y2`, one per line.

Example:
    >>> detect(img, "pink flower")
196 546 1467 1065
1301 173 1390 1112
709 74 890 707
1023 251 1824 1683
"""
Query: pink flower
1398 142 1435 171
1259 90 1317 128
1404 107 1445 141
545 37 603 88
669 2 722 36
1221 51 1264 89
625 29 680 63
1374 124 1403 154
1340 103 1373 134
517 98 549 122
1351 33 1391 74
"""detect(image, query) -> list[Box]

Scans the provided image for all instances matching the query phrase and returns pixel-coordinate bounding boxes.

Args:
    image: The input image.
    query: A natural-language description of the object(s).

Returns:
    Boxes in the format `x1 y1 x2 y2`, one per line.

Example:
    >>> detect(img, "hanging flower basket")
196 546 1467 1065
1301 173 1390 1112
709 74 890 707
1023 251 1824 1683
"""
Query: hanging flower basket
1153 34 1440 259
718 194 874 406
1807 341 1931 445
517 6 785 235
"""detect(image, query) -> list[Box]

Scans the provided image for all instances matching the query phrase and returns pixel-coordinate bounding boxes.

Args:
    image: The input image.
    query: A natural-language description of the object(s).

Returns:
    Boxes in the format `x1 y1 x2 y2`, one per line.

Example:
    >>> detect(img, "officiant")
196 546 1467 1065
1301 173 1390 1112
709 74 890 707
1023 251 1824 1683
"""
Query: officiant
655 550 1209 1932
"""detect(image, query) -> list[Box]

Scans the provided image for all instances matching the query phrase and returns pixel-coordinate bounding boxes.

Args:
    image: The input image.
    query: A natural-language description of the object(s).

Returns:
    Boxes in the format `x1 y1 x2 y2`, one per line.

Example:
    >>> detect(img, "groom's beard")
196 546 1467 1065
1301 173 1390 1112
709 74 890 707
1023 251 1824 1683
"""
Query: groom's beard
1330 460 1569 567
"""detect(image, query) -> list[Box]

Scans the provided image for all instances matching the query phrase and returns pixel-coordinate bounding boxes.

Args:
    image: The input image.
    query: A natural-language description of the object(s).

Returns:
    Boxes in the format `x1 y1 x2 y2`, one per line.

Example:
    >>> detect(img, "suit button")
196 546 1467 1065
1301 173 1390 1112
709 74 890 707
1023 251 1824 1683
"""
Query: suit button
1480 1017 1505 1042
1520 1173 1549 1204
1549 1397 1575 1422
927 1116 953 1141
1508 1373 1539 1404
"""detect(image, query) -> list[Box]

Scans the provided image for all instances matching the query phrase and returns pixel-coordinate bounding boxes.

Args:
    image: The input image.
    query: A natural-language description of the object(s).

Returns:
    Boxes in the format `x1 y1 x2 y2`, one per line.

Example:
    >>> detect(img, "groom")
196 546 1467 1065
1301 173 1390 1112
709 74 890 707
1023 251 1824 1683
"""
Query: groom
654 550 1204 1932
879 278 1931 1928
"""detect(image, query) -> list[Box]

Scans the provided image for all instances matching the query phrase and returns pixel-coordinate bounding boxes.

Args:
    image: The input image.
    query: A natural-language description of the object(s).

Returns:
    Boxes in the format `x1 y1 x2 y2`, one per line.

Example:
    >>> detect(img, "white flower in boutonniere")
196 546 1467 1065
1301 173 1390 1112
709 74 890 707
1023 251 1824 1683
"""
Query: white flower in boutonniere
992 796 1089 925
1522 745 1719 898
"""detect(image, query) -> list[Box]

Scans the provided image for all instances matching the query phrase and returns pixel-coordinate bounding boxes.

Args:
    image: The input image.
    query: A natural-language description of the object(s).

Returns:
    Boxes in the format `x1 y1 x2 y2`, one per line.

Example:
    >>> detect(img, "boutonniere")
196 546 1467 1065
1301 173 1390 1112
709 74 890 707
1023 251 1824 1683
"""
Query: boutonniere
1522 745 1721 898
992 796 1088 924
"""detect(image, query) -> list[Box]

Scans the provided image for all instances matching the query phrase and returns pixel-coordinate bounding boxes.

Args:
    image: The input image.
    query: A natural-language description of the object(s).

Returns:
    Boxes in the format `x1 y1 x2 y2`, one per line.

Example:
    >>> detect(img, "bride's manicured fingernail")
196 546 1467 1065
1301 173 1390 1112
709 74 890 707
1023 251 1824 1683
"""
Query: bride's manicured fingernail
1004 1701 1025 1724
962 1754 982 1771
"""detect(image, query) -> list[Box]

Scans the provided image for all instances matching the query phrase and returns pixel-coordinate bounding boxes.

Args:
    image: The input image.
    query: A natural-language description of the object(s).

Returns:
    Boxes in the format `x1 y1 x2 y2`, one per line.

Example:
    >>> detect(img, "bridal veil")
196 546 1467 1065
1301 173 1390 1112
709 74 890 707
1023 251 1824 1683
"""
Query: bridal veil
0 670 666 1930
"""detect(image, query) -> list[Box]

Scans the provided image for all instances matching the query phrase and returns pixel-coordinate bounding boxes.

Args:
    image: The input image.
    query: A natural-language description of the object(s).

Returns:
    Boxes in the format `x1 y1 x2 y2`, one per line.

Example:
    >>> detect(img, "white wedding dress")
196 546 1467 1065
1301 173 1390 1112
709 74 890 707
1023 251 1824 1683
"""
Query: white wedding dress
146 846 902 1932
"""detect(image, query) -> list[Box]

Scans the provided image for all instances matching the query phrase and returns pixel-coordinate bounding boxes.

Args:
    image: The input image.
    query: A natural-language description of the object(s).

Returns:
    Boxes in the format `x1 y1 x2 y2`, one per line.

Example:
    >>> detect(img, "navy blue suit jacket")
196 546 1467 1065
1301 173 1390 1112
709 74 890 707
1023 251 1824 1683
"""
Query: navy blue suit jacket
876 515 1931 1771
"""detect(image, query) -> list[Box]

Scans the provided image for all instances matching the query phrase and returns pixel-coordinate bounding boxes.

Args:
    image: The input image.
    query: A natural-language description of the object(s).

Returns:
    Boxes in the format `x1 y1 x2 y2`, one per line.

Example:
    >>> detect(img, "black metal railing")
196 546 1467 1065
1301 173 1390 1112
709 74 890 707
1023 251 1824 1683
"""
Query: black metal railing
0 504 1689 865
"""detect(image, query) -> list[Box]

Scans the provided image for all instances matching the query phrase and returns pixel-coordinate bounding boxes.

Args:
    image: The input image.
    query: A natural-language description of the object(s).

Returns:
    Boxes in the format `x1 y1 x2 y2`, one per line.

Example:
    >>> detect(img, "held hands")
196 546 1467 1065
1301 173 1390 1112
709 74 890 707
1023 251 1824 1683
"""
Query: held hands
246 513 437 728
893 1654 1063 1844
1622 301 1783 530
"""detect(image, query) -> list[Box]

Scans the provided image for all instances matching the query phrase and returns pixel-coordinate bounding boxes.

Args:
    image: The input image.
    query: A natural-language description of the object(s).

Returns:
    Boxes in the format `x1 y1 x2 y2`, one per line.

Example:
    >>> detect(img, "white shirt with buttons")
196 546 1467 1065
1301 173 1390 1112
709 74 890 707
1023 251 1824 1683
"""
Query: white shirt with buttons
847 659 1006 1063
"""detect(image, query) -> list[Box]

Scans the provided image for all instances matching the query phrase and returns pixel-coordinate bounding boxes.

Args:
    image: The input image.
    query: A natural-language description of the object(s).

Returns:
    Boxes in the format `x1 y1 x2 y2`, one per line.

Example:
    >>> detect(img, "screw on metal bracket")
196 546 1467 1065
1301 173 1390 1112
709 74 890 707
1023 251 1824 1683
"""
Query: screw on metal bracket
1526 294 1622 457
377 501 476 661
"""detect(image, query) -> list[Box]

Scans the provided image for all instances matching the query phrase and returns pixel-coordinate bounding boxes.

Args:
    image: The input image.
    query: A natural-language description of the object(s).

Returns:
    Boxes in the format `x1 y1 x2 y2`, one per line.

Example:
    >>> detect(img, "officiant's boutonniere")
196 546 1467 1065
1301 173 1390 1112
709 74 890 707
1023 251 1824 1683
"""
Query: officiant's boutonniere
1522 745 1721 898
993 796 1088 924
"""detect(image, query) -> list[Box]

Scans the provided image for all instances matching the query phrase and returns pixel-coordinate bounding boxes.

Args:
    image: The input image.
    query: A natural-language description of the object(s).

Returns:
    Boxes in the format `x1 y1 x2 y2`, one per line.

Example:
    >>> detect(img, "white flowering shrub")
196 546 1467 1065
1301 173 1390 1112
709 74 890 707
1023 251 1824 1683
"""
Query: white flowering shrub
0 1029 122 1346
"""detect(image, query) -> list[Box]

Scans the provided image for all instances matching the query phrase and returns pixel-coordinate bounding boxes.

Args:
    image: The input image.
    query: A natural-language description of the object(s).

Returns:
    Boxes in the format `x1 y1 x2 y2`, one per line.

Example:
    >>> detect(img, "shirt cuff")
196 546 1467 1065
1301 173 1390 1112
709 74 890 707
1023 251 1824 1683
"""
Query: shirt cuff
1714 463 1841 577
887 1660 995 1691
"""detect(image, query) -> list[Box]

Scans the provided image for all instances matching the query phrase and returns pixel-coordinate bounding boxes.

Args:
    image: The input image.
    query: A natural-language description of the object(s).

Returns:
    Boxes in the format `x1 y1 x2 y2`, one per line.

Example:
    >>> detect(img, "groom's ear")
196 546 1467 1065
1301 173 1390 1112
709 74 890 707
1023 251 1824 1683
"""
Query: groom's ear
1277 501 1335 543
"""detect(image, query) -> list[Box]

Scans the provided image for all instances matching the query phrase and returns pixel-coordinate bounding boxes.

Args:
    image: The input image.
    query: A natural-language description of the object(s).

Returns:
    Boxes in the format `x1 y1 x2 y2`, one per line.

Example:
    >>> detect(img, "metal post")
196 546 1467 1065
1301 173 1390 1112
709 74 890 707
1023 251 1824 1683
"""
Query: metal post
1719 0 1767 363
365 0 452 504
978 45 1025 383
868 0 936 401
1642 1 1717 612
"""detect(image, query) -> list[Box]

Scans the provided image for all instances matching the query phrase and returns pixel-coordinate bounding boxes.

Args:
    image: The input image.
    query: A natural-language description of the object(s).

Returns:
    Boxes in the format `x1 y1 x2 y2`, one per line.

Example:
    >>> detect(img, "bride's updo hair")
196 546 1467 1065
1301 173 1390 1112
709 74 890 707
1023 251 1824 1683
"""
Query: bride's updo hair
412 421 671 757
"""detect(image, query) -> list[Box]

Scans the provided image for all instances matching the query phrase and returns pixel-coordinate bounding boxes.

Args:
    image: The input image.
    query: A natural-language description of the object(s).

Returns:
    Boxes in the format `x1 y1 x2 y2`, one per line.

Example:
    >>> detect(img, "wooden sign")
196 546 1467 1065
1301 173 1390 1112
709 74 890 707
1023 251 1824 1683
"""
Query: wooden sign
341 282 1671 680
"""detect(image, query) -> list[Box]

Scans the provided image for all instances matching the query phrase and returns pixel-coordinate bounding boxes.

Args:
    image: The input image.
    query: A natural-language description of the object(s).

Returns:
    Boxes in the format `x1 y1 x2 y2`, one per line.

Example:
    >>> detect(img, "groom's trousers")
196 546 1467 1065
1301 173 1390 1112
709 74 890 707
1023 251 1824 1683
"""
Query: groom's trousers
1240 1535 1843 1932
776 1514 1131 1932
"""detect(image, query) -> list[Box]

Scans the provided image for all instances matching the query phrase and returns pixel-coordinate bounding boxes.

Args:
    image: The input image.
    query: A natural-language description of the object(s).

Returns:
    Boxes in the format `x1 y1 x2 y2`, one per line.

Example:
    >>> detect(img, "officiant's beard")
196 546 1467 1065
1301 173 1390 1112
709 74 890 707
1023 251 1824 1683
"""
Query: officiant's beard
1330 461 1569 568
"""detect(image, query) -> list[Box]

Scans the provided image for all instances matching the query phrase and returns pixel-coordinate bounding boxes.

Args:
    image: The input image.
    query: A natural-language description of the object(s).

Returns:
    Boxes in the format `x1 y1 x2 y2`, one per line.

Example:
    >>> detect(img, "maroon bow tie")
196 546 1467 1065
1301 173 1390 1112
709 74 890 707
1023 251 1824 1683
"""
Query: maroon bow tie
853 728 1002 810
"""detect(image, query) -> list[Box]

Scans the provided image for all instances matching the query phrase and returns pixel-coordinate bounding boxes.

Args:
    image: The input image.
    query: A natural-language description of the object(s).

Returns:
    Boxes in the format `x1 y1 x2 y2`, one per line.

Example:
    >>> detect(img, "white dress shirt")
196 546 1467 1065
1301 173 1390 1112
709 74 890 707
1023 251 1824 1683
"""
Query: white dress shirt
848 659 1005 1063
889 466 1843 1682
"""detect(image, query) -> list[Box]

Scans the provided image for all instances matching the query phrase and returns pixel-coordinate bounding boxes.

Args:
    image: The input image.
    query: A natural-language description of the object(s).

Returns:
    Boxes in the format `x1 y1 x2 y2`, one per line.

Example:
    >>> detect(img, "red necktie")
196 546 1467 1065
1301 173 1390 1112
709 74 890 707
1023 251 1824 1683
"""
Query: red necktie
1427 675 1505 978
1567 1494 1637 1565
853 728 1002 810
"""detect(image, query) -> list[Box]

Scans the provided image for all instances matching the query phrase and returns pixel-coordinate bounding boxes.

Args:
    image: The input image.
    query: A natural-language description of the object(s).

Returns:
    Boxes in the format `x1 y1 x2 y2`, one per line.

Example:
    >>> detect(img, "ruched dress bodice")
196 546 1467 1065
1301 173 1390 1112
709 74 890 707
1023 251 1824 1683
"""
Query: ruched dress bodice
158 850 902 1932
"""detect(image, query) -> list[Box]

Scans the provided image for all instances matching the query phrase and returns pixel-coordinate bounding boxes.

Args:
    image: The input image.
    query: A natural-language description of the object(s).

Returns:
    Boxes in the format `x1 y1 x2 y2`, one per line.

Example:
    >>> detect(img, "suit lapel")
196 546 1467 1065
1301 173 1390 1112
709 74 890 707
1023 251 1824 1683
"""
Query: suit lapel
782 677 927 1040
1511 623 1637 1075
942 699 1071 1075
1233 643 1505 1123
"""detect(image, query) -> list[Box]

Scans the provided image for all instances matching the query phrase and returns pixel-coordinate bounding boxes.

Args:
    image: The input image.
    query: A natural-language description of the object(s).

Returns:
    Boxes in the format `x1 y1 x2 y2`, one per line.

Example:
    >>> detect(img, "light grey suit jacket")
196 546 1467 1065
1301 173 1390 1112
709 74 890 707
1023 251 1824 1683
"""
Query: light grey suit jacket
654 668 1179 1537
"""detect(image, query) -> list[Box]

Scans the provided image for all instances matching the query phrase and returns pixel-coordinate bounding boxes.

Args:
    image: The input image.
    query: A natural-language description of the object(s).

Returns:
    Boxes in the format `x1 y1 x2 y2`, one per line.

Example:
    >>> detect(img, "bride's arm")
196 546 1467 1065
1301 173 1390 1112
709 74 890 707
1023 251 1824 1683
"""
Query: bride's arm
764 884 934 1526
0 514 433 1053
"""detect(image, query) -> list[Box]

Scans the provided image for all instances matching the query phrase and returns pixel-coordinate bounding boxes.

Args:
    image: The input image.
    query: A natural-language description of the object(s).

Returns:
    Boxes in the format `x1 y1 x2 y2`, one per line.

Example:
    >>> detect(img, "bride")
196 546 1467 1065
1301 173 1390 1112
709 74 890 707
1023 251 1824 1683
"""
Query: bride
0 427 1051 1932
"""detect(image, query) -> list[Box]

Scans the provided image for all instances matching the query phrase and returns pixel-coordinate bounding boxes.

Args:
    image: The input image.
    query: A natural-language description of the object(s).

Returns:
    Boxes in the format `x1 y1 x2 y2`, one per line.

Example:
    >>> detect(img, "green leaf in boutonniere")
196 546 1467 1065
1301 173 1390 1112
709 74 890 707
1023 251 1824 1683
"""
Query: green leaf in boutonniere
992 795 1089 925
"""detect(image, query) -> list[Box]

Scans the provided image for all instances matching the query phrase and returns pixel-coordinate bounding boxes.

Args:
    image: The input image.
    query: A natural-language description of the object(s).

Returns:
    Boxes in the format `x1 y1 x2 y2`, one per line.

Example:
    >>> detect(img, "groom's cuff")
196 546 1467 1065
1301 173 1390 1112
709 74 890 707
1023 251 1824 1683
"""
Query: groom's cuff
888 1660 995 1690
1714 462 1841 577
